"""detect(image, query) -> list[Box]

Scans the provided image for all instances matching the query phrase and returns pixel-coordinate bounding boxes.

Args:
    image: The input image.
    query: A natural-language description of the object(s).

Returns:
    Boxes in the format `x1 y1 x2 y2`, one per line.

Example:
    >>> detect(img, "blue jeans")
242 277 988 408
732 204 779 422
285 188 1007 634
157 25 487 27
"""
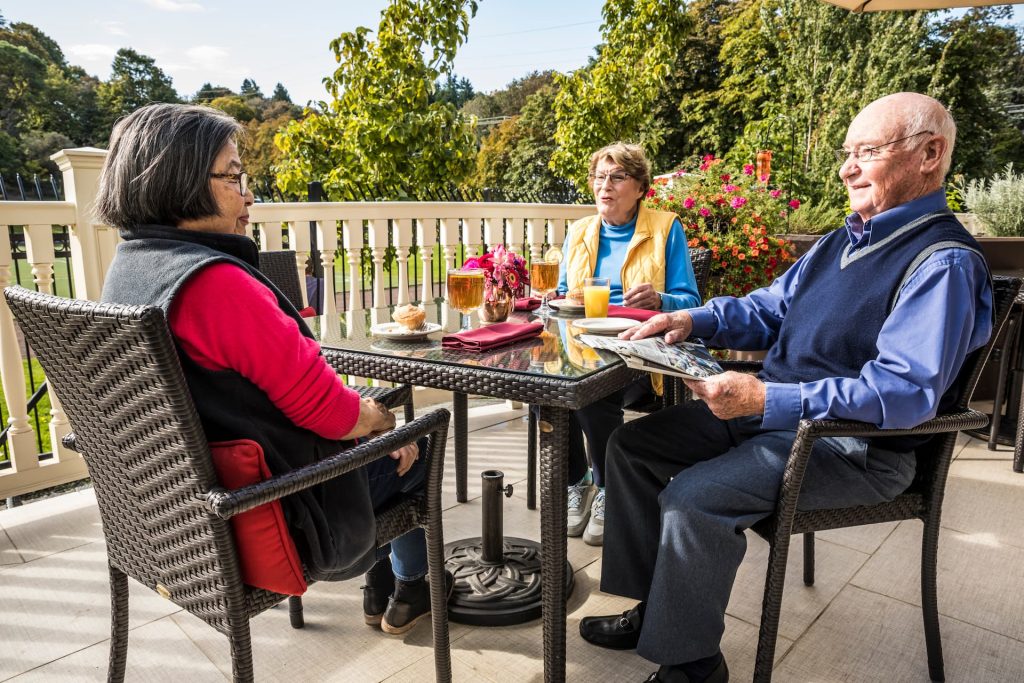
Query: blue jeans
365 439 428 582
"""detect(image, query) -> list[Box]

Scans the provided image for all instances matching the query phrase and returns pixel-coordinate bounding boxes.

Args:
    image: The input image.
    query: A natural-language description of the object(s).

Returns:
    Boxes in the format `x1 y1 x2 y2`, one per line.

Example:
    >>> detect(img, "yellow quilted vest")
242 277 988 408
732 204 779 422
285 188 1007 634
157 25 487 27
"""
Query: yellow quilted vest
563 204 680 395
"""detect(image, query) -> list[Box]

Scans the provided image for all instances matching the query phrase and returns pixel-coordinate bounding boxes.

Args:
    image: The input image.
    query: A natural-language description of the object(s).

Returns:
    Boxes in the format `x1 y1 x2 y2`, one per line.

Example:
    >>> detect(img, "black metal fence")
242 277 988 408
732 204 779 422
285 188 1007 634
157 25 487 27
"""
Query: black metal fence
0 175 64 201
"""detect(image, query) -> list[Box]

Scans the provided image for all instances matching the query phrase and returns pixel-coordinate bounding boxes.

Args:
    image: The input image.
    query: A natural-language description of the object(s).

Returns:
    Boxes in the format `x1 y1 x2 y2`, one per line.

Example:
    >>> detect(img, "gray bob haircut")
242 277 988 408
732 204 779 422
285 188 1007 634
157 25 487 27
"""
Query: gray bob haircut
95 103 243 228
588 142 653 194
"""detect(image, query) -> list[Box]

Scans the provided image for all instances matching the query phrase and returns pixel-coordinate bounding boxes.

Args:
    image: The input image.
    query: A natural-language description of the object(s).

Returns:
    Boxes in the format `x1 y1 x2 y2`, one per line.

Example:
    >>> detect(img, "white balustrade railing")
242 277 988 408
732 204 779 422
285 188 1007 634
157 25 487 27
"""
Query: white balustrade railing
0 147 593 500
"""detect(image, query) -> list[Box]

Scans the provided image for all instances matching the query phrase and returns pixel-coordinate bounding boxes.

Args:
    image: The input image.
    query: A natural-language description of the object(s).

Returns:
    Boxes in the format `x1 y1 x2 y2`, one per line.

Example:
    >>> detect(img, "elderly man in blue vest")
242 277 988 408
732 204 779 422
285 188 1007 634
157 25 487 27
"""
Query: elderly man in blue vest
579 92 994 683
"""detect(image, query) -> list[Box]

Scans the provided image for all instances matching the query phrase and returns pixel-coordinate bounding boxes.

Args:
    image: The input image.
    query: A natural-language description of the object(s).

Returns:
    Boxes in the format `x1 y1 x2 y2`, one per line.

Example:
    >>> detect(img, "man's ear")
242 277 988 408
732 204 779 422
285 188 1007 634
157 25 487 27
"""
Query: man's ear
920 136 946 174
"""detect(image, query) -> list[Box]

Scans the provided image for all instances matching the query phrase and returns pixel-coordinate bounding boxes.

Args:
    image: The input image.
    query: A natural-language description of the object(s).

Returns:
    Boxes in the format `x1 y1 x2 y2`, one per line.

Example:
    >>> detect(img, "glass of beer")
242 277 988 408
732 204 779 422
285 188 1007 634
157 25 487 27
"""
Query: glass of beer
446 267 485 331
530 260 560 317
584 277 611 318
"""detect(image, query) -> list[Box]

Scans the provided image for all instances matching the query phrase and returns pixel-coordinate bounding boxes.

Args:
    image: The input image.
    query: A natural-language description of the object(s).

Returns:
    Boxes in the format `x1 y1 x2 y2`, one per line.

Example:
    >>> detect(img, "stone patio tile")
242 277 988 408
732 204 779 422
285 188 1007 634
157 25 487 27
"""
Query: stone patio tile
0 527 22 566
852 520 1024 642
8 617 227 683
815 521 899 555
772 585 1024 683
0 541 182 680
382 650 502 682
955 434 1016 463
727 532 871 642
942 458 1024 550
439 413 529 508
0 488 101 563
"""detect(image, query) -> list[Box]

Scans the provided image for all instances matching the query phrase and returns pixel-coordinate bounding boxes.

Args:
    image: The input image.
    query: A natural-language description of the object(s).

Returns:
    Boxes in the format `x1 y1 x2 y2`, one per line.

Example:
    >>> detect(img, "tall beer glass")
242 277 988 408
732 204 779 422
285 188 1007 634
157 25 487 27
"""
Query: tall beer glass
446 268 485 332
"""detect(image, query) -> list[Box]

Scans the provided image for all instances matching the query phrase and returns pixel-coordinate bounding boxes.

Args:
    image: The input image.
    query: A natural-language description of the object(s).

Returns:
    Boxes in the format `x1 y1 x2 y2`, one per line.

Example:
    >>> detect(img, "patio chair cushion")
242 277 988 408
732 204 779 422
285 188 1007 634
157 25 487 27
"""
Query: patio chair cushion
209 439 308 596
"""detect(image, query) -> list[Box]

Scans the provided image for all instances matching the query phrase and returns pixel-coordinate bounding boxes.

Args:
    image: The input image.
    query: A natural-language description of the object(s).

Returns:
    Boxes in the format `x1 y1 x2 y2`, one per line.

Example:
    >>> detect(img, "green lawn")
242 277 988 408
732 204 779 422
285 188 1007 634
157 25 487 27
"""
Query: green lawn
0 358 52 463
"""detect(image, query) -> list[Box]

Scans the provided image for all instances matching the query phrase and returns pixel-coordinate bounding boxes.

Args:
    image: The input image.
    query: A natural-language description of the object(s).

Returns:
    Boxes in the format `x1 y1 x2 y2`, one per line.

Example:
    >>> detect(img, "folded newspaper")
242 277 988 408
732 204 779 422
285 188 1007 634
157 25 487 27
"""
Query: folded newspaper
577 335 723 380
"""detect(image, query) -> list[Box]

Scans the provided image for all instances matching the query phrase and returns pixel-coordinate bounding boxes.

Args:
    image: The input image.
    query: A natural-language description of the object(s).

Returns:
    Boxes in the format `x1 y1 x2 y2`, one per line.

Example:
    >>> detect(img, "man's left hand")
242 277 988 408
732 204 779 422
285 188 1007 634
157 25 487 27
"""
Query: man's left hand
683 371 766 420
622 283 661 310
389 443 419 477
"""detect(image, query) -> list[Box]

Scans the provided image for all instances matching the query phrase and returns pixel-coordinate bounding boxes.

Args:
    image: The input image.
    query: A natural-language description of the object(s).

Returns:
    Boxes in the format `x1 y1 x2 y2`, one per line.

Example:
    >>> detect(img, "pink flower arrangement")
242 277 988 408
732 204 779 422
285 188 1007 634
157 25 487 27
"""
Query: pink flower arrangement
463 245 530 299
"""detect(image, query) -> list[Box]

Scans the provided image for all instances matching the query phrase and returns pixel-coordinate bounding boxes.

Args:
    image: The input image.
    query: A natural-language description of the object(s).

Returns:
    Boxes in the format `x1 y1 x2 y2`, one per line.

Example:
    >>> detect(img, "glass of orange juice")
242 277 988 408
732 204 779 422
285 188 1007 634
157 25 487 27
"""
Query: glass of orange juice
583 277 610 318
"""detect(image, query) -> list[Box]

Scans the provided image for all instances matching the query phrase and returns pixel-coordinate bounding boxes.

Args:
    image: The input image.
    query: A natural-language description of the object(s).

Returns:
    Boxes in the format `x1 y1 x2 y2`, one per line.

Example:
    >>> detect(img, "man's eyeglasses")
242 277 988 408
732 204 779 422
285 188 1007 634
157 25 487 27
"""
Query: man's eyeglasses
210 171 249 196
834 130 934 164
589 172 633 187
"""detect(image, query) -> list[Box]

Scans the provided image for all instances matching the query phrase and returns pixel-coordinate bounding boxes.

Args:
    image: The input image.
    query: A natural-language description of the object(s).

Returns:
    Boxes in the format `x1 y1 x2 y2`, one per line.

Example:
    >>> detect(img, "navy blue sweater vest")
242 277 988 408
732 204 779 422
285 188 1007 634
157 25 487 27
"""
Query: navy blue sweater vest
760 211 986 451
101 224 376 583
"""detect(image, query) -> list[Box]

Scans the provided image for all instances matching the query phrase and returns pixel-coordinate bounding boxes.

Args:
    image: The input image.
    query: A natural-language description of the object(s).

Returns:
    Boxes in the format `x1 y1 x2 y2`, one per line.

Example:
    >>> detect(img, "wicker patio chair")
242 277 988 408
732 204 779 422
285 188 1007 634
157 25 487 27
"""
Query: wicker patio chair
3 286 453 683
742 274 1021 682
258 249 416 424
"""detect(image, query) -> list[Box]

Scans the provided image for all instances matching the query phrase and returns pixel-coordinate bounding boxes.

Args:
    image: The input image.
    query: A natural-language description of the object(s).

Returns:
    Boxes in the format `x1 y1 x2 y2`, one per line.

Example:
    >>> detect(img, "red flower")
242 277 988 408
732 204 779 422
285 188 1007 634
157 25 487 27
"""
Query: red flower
788 199 801 210
743 164 755 176
720 173 731 182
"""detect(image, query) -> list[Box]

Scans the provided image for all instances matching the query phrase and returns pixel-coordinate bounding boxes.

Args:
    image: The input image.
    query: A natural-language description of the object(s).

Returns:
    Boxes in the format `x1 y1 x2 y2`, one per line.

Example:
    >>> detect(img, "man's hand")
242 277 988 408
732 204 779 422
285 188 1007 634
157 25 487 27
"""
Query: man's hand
389 442 419 477
619 310 693 343
622 283 661 310
683 372 766 420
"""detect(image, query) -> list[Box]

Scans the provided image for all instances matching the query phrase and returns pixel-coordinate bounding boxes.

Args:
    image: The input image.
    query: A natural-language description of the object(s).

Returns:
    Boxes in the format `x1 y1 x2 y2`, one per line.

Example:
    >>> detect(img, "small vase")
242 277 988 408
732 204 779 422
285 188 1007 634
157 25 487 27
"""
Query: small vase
480 287 514 324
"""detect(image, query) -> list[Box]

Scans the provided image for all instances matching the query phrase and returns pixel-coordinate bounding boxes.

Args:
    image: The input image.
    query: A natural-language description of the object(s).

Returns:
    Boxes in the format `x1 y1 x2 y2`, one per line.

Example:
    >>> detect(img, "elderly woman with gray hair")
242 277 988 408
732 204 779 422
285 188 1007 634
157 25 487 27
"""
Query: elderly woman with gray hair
552 141 701 546
96 103 447 635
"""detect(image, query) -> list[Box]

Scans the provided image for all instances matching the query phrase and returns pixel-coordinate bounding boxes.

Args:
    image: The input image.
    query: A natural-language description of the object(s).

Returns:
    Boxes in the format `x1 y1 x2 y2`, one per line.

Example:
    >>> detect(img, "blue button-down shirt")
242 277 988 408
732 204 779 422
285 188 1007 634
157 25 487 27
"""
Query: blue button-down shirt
688 190 993 430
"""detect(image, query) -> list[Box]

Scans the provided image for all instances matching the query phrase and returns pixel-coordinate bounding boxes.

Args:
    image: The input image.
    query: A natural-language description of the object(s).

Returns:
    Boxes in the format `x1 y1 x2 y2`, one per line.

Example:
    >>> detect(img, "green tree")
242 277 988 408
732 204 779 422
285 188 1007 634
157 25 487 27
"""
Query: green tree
240 78 263 98
275 0 479 199
551 0 691 186
97 48 180 136
272 82 291 102
0 40 47 137
194 82 235 102
462 70 555 120
431 73 475 109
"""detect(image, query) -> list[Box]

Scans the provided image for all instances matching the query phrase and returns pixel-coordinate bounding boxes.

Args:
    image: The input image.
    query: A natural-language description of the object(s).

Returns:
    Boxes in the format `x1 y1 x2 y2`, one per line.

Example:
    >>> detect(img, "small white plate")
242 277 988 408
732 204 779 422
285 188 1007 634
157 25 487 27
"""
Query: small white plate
571 317 637 335
370 322 442 340
549 298 585 311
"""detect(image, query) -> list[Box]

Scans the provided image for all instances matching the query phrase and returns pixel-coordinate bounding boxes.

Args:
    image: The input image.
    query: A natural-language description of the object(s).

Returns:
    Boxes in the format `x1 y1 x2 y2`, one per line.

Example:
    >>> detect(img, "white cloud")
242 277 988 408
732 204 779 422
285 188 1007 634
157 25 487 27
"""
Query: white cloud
99 21 127 36
185 45 229 69
66 44 119 61
145 0 204 12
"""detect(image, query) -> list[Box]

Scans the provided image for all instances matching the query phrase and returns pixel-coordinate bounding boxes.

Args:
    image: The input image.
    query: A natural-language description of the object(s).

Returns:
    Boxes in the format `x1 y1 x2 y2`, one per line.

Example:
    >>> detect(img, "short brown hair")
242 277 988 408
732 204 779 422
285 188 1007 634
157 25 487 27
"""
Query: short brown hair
95 103 243 229
588 142 652 194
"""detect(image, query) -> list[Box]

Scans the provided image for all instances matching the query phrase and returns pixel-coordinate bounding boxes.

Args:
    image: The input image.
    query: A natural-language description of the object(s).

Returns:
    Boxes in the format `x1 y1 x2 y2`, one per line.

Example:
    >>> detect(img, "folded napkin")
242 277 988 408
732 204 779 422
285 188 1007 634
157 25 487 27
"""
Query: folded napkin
514 297 541 311
606 305 660 322
442 321 544 352
298 306 317 318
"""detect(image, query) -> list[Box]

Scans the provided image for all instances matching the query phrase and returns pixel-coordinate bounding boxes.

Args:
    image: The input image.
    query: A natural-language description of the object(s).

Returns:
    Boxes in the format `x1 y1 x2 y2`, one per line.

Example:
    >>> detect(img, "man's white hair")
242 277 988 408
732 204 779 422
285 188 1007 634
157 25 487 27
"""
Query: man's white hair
893 93 957 178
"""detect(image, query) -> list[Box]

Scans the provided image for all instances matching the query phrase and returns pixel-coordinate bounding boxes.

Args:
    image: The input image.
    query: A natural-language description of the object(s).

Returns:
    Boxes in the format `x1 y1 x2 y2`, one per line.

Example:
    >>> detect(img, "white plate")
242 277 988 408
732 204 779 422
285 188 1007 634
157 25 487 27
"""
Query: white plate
370 322 442 340
571 317 638 335
549 298 585 311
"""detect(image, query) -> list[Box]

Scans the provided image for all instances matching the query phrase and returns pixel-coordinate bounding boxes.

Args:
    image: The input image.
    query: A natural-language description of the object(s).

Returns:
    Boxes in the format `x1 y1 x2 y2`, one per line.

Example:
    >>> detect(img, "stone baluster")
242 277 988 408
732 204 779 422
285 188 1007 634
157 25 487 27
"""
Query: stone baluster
340 219 365 312
286 220 311 307
317 218 339 315
367 219 388 308
416 218 437 304
0 225 38 473
482 216 503 252
258 222 285 252
464 217 483 260
526 218 546 264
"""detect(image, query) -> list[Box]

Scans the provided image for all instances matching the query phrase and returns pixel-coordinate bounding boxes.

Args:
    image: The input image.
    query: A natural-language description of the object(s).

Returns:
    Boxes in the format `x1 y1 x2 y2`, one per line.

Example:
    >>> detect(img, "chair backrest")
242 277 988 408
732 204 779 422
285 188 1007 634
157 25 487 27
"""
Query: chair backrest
690 247 712 302
258 250 305 310
913 274 1022 492
4 286 253 629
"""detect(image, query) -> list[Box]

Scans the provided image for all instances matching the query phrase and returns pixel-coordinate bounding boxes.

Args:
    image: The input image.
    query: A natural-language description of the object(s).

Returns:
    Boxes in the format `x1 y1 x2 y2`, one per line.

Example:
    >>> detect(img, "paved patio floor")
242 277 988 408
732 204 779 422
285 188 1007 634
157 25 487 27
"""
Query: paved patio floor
1 399 1022 682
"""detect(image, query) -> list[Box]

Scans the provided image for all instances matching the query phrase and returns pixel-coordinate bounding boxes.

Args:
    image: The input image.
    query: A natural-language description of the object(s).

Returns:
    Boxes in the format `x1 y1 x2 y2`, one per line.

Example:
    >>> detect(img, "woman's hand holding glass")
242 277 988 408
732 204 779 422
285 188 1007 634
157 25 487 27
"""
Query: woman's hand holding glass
622 283 662 311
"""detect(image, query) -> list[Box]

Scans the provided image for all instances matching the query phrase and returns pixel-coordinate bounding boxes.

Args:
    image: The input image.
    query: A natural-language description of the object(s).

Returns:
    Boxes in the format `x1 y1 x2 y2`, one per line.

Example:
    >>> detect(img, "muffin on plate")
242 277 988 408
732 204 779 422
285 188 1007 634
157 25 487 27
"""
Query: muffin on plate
392 304 426 331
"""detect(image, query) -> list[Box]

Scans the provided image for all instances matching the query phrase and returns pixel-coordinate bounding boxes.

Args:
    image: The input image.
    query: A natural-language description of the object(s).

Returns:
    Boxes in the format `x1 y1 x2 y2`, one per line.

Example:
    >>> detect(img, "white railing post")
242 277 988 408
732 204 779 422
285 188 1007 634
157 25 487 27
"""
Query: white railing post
482 216 503 251
286 221 311 305
415 218 436 303
0 227 38 473
317 219 339 315
341 219 364 312
51 147 116 301
257 222 285 252
393 218 413 305
367 219 388 308
526 218 545 263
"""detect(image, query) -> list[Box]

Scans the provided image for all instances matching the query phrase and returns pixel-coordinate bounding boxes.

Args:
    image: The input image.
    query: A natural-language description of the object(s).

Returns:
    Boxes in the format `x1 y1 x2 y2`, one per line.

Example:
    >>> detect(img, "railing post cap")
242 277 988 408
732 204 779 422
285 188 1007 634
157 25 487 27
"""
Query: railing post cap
50 147 109 172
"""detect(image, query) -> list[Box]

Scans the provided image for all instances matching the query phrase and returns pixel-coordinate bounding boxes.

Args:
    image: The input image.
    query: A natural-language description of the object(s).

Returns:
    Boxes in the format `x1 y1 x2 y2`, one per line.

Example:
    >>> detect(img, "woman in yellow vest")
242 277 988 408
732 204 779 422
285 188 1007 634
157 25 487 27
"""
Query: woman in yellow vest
558 142 701 545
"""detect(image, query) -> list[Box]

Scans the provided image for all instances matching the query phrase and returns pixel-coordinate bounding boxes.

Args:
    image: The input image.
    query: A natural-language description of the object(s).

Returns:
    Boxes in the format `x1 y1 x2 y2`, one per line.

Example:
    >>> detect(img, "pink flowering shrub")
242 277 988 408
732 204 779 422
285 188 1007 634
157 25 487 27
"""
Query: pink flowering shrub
643 155 800 297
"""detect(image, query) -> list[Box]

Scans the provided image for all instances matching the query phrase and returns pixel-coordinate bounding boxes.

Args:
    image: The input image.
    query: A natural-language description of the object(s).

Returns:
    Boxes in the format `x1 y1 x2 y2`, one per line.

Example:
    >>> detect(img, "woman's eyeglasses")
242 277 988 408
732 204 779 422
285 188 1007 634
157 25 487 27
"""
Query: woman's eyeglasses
589 172 633 187
209 171 249 196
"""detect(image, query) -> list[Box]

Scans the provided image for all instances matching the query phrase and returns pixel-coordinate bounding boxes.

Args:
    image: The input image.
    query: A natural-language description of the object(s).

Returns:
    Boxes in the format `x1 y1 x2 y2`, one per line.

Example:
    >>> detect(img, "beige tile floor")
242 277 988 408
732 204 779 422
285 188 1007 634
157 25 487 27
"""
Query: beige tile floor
1 399 1022 682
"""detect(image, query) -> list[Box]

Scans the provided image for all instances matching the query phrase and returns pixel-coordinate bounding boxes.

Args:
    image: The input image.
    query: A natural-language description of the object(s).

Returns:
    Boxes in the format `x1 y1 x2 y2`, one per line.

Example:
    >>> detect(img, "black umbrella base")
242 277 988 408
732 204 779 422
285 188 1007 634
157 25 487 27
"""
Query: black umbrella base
443 535 574 626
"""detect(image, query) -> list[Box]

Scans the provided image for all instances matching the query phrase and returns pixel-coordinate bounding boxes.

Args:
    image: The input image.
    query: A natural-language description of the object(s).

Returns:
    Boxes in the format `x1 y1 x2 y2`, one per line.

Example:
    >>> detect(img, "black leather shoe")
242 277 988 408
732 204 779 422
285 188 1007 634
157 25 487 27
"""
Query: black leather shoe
644 656 729 683
381 570 454 635
579 603 644 650
361 557 394 626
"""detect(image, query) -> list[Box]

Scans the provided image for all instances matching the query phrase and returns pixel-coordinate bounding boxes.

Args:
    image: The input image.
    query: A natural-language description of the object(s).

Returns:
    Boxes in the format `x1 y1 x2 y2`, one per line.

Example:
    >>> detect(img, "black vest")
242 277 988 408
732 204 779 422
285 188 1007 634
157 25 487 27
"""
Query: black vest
760 211 988 451
101 224 376 582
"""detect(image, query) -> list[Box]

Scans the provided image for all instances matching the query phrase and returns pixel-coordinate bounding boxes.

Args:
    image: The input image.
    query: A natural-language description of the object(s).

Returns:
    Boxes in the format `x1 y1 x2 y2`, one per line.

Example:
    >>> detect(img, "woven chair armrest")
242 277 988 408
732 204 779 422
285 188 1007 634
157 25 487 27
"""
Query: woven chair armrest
718 359 763 374
206 408 451 519
770 409 989 537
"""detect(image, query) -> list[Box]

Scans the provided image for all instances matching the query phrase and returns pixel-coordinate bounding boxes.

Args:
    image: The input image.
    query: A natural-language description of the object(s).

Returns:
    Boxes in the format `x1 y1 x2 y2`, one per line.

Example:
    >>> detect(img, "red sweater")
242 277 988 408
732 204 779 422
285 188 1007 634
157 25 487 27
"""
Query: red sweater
168 262 360 440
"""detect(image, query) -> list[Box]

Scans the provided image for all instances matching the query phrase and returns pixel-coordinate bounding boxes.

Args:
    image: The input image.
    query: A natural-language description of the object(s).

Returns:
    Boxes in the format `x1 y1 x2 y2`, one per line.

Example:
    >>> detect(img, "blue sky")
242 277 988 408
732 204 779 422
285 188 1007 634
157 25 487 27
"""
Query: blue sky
4 1 1022 105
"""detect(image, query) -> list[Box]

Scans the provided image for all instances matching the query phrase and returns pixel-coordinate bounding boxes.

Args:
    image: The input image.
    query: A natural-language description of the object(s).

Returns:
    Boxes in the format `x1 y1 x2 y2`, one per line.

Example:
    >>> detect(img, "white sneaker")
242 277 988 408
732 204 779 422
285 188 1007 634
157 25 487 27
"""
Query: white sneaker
583 489 605 546
567 483 597 537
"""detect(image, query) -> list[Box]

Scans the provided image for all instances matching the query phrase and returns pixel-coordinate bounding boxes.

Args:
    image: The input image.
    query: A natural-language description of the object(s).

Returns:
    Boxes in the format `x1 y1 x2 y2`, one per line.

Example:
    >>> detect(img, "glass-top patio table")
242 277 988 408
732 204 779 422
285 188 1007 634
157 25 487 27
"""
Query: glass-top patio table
308 301 642 683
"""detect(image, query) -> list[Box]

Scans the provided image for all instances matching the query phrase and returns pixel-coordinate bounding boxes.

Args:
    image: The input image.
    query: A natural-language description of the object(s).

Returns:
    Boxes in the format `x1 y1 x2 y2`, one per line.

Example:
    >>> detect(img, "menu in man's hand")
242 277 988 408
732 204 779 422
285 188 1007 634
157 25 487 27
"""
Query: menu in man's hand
578 335 723 380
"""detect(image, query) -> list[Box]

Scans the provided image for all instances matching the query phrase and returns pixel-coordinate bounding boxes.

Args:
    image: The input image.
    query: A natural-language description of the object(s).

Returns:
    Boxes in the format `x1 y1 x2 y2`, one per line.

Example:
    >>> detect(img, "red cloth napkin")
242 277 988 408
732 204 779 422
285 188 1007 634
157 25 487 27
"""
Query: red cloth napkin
514 297 541 311
442 321 544 351
606 305 660 322
298 306 317 318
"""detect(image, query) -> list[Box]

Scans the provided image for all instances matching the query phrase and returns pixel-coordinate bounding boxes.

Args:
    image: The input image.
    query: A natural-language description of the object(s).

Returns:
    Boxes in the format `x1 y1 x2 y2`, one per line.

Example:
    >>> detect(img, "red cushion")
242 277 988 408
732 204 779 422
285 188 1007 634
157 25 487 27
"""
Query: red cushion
208 439 307 596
